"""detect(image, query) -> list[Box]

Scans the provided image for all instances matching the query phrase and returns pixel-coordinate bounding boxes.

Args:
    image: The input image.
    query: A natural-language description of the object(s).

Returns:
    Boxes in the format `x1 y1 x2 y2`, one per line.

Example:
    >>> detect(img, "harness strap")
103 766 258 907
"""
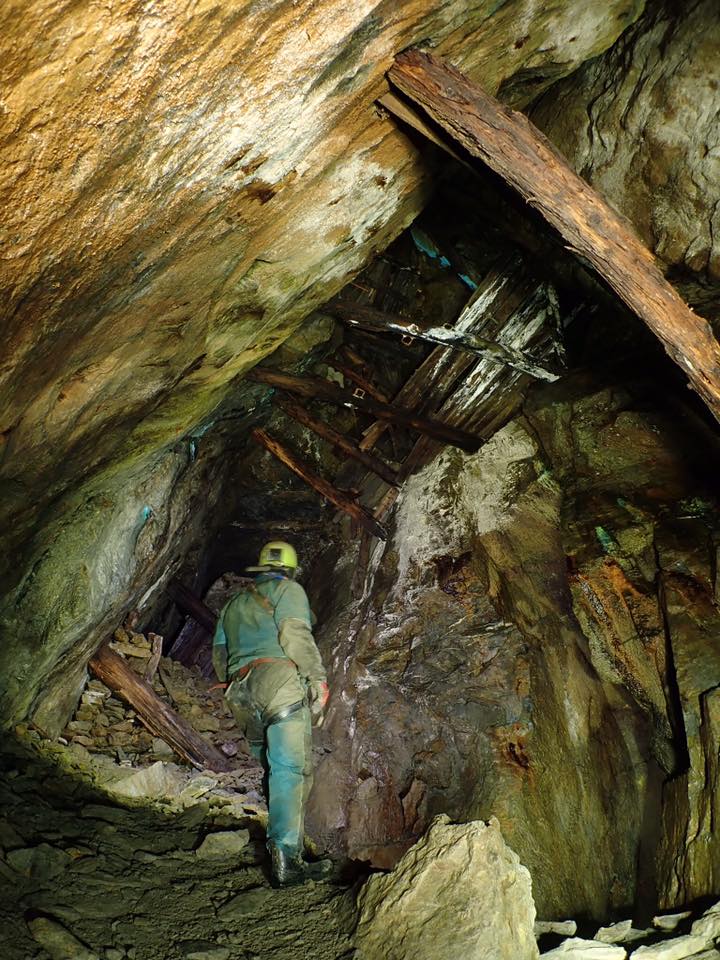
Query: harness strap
231 656 295 683
263 700 306 726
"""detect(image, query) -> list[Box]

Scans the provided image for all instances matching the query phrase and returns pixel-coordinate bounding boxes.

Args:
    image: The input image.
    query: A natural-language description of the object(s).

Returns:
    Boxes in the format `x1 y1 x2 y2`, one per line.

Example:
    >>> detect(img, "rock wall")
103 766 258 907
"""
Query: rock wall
308 371 720 917
0 0 644 724
531 0 720 319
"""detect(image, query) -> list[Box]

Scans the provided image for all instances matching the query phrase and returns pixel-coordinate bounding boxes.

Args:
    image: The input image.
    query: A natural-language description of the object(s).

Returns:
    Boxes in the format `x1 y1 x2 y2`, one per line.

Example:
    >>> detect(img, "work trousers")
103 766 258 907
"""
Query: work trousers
227 687 313 856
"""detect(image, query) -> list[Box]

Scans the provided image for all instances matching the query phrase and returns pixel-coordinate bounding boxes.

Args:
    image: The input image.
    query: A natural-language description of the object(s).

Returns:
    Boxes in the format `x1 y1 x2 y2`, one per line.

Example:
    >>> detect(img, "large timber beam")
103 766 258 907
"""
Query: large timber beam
89 643 231 772
387 49 720 425
275 396 399 487
246 368 481 452
250 428 388 540
329 300 558 382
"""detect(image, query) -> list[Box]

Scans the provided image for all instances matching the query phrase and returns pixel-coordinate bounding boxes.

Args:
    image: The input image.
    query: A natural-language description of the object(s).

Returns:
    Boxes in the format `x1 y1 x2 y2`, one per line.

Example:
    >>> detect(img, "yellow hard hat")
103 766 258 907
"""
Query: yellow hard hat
247 541 298 572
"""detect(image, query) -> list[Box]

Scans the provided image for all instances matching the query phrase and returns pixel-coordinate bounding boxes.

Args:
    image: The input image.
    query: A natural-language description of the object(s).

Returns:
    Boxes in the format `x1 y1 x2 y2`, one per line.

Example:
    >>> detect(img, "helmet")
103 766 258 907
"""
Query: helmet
246 541 298 573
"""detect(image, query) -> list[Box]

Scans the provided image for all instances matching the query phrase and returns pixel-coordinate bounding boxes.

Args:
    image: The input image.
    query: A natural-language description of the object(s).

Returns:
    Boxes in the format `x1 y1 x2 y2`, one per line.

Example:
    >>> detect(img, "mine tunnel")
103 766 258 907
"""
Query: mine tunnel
3 2 720 959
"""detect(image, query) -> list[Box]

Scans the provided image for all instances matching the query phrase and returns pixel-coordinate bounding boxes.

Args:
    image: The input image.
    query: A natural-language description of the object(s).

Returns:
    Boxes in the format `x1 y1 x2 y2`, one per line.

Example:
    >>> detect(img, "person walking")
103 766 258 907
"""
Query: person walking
212 541 331 886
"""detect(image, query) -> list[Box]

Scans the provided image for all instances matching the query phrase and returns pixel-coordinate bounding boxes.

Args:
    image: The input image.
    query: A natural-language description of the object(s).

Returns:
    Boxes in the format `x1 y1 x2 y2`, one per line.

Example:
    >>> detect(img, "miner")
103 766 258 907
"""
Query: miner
212 540 331 886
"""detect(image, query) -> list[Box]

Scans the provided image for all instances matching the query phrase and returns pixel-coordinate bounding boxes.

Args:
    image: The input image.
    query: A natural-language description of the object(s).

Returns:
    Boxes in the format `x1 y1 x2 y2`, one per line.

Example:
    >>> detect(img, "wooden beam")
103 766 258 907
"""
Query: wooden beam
246 368 481 452
387 49 720 425
329 300 558 382
250 428 388 540
89 643 231 772
167 579 217 634
229 519 325 532
275 396 399 487
328 356 391 403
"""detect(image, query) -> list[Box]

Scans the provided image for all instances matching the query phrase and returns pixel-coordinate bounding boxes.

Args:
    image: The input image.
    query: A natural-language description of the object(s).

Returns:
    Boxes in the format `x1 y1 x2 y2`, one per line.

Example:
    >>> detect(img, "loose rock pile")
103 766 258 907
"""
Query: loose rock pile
537 903 720 958
61 626 261 794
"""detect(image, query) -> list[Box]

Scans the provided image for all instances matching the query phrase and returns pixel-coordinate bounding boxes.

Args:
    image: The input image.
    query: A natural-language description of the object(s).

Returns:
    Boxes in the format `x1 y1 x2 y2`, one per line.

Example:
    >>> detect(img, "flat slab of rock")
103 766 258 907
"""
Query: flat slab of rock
195 830 250 859
537 921 579 937
653 912 692 932
629 935 711 958
595 921 650 944
541 938 626 958
691 902 720 943
355 814 539 960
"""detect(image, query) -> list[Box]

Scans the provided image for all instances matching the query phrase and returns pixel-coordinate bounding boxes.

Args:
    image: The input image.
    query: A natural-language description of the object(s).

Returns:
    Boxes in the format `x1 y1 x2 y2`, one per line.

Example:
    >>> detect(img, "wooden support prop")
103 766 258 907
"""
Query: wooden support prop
167 579 217 634
387 49 720 424
250 427 388 540
245 368 480 452
328 356 391 403
276 396 399 487
89 643 231 772
229 519 324 532
329 300 558 382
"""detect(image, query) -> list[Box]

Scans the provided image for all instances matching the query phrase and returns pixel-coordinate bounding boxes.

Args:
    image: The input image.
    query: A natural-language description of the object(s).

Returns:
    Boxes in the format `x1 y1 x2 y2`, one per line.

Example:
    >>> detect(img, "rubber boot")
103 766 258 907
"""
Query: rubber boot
268 843 333 888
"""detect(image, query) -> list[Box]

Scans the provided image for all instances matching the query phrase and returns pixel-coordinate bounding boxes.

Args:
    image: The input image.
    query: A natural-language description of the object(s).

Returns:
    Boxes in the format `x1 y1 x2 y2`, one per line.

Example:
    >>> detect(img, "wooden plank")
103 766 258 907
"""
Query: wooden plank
276 396 399 487
327 357 392 403
388 49 720 425
329 299 559 381
167 579 217 634
246 368 481 452
250 428 388 540
358 258 539 452
89 643 231 772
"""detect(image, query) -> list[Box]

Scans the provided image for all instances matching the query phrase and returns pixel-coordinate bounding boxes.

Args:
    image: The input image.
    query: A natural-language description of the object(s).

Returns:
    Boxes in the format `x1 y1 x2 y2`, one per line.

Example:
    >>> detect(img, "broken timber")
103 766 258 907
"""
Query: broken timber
246 368 480 452
387 49 720 425
275 396 399 487
329 299 558 382
168 578 217 634
250 427 388 540
89 643 231 772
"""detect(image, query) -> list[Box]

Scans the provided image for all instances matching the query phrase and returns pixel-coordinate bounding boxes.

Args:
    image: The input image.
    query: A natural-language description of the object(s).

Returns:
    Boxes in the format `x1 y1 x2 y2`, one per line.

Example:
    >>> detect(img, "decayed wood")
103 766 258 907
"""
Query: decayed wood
329 300 558 381
246 368 480 452
250 428 388 540
229 519 325 532
328 357 391 402
167 579 217 634
276 396 399 487
143 633 163 683
388 49 720 424
89 643 231 772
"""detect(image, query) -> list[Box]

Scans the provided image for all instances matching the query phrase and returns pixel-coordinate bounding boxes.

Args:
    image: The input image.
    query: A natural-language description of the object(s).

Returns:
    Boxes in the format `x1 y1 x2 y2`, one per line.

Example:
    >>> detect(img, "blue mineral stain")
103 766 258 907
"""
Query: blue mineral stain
458 273 478 290
595 525 617 554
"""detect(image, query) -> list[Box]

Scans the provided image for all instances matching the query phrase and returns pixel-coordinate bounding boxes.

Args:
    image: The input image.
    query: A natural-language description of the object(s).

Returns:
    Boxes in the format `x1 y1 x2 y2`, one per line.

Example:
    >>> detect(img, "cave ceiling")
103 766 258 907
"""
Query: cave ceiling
3 0 720 735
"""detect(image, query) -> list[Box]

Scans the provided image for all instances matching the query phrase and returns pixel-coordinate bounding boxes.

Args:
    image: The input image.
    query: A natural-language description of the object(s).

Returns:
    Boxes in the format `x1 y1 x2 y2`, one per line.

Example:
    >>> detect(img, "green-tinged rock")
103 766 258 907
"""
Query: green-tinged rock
195 830 250 860
7 843 72 880
27 916 100 960
108 761 187 801
355 815 538 960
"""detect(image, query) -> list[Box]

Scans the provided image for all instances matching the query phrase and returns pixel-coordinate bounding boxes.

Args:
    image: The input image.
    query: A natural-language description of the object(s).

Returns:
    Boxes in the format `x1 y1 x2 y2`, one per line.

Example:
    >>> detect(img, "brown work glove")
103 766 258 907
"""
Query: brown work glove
308 680 329 727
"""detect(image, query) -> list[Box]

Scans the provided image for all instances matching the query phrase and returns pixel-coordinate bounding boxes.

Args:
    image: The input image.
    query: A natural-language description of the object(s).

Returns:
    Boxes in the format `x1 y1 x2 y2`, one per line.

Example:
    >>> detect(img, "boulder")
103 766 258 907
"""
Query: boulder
355 815 539 960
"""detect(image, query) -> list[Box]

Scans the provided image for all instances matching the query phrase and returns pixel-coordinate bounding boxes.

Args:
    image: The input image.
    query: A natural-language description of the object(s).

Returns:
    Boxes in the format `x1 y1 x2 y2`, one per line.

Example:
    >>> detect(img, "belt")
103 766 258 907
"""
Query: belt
263 700 306 726
231 656 294 683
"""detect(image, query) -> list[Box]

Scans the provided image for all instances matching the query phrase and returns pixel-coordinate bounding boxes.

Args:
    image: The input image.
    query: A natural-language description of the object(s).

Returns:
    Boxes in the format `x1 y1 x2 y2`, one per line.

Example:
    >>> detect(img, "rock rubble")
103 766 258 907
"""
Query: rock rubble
536 902 720 959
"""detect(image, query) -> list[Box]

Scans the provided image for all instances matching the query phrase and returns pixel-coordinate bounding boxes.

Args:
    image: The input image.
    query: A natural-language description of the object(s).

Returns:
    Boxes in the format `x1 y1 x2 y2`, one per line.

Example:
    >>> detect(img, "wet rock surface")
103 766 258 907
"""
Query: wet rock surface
308 366 720 918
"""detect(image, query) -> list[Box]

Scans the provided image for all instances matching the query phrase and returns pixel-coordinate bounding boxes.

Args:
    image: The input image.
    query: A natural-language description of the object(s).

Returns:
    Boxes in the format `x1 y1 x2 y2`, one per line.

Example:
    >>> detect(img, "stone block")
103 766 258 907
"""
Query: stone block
27 916 99 960
355 815 538 960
